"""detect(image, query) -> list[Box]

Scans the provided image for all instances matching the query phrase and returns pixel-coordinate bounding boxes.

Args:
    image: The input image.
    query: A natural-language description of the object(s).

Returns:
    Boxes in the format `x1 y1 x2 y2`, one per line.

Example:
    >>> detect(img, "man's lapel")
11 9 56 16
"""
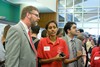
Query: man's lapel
18 22 37 54
18 22 30 41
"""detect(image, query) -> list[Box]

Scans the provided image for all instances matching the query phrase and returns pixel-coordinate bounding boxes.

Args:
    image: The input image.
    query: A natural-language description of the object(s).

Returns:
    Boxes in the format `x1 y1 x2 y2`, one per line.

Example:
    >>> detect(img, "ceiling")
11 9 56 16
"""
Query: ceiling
6 0 56 13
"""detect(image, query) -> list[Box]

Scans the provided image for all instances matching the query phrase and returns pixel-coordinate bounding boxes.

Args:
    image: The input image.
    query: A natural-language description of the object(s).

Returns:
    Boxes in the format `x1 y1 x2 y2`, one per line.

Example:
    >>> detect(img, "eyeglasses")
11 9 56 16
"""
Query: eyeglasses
30 13 39 18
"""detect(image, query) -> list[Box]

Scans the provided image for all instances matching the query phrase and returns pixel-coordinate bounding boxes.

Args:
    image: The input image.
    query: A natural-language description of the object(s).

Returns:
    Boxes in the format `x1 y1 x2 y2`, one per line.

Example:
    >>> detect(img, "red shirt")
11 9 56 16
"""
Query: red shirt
91 51 100 67
91 47 100 59
37 37 69 67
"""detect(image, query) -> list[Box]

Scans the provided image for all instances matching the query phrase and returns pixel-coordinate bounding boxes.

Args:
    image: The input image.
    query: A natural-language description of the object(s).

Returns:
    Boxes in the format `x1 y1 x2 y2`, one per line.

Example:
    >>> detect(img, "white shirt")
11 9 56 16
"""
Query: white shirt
20 20 30 40
20 20 29 34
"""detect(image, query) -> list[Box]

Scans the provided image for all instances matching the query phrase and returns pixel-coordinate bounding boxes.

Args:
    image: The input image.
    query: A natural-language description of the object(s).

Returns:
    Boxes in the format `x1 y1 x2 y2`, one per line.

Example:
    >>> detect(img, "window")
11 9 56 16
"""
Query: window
58 0 100 36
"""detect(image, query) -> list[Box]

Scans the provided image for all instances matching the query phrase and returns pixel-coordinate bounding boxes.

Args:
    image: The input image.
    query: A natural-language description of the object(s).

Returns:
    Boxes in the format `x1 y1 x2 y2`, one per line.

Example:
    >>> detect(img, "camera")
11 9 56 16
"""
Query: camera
59 52 65 57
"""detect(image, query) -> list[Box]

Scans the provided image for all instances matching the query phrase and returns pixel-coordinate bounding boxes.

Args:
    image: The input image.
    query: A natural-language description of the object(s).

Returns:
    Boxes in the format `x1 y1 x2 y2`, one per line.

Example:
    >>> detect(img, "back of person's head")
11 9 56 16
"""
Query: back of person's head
21 6 39 19
78 29 84 33
64 21 76 34
2 24 11 39
45 20 58 30
3 24 11 38
82 32 89 38
31 25 40 34
57 28 63 37
41 29 47 38
77 33 85 41
97 36 100 46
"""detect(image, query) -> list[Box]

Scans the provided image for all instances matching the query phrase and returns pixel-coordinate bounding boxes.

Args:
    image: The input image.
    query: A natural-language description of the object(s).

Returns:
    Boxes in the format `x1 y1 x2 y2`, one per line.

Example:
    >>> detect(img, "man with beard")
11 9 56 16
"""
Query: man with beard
5 6 40 67
62 22 84 67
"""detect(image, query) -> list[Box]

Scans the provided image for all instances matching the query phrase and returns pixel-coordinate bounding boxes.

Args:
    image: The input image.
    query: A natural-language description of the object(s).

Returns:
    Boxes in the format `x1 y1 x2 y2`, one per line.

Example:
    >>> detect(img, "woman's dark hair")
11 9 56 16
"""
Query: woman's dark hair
45 20 58 30
3 24 11 38
2 24 11 48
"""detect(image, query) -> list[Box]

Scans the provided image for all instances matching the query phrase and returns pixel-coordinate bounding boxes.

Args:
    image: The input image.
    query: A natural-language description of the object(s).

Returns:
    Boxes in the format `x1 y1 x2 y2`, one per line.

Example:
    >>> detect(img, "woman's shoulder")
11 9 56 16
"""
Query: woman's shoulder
58 37 66 43
93 46 99 49
40 37 47 41
92 46 99 53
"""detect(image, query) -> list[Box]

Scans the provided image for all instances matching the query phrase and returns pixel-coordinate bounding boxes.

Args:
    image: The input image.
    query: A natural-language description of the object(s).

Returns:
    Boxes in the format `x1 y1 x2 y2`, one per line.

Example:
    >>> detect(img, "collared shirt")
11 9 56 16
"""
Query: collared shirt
62 35 84 67
66 35 75 43
20 20 30 40
65 35 76 58
20 20 29 34
37 37 69 67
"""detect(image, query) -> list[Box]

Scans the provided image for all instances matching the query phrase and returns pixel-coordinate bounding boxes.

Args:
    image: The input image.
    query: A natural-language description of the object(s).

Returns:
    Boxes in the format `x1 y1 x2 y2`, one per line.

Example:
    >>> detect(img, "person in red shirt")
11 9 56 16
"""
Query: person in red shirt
91 36 100 67
37 21 69 67
91 50 100 67
37 21 82 67
91 47 99 59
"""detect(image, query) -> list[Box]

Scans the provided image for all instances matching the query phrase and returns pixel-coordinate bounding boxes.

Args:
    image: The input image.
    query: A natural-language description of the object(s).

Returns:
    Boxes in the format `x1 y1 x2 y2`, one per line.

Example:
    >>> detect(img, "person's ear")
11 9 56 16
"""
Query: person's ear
67 29 70 33
27 12 31 19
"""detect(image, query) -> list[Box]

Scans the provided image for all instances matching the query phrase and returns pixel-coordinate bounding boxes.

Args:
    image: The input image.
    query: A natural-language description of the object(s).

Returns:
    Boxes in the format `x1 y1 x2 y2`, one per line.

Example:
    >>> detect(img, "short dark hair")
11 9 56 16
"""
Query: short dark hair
21 6 39 19
45 20 58 30
64 21 76 34
41 29 47 38
97 36 100 46
78 29 84 32
31 25 40 34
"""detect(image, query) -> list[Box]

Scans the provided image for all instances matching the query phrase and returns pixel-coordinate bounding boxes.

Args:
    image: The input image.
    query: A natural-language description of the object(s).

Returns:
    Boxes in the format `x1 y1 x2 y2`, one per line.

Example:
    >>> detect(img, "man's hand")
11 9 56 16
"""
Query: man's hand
54 53 66 61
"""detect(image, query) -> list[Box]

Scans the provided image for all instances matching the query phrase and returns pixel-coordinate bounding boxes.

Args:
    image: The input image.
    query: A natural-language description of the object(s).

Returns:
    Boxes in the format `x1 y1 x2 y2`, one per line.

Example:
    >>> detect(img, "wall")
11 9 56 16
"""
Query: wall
38 12 57 28
38 0 57 28
0 0 20 23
